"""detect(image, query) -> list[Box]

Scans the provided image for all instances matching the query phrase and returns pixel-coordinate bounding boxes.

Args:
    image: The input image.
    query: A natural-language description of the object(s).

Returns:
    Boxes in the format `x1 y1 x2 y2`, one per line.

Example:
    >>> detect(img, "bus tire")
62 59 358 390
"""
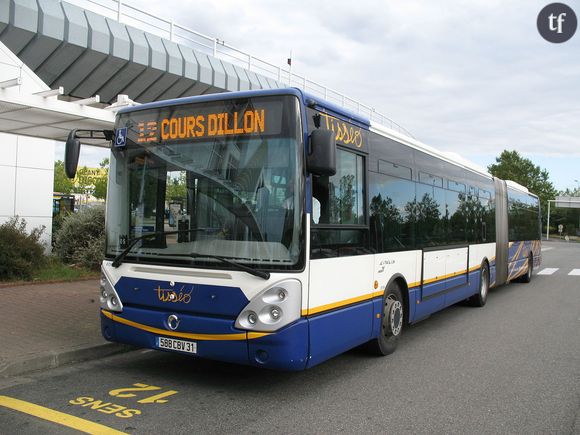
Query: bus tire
519 254 533 283
367 282 404 356
468 262 489 307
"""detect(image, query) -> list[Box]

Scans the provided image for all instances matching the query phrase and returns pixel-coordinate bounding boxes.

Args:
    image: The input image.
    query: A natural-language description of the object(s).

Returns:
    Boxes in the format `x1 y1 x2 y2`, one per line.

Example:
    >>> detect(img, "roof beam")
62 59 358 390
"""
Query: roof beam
0 77 22 88
73 95 101 106
34 86 64 98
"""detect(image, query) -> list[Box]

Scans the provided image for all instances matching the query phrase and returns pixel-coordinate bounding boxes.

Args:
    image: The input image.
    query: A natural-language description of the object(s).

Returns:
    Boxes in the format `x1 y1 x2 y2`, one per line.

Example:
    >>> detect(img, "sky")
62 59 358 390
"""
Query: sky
58 0 580 191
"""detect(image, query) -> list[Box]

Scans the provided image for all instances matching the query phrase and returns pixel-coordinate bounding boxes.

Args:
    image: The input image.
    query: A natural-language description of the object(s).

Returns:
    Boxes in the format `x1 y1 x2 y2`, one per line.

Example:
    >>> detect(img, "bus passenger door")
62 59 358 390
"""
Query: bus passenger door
443 247 469 306
307 148 373 367
445 247 468 289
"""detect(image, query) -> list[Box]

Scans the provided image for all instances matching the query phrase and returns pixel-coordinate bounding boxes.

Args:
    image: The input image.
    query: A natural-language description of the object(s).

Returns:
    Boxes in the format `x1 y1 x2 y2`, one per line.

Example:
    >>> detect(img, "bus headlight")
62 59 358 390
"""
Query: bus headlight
235 279 301 332
100 268 123 313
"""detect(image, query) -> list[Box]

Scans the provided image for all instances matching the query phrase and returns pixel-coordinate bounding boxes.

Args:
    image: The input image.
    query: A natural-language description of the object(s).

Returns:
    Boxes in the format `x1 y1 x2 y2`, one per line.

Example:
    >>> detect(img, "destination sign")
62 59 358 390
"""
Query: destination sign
120 98 284 146
138 110 265 143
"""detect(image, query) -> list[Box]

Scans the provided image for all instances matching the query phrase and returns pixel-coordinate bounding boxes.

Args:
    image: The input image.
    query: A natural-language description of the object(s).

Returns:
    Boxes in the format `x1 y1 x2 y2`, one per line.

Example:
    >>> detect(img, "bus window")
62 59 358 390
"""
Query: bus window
415 184 446 247
312 149 365 225
369 173 415 252
447 190 467 244
419 172 443 188
311 149 367 258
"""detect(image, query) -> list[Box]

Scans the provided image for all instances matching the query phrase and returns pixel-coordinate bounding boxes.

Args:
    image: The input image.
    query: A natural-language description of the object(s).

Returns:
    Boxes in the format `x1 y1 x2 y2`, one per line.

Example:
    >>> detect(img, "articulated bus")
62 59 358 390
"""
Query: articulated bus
65 88 541 370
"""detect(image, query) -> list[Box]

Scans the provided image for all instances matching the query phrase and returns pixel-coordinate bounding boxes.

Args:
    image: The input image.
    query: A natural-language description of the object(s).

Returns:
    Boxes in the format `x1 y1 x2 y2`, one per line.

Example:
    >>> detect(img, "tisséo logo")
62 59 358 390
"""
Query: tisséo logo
537 3 577 43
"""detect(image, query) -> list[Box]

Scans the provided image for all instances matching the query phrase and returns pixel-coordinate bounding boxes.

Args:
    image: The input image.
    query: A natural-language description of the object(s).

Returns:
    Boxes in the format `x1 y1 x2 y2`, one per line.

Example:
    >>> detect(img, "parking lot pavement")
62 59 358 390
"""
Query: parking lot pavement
0 280 132 378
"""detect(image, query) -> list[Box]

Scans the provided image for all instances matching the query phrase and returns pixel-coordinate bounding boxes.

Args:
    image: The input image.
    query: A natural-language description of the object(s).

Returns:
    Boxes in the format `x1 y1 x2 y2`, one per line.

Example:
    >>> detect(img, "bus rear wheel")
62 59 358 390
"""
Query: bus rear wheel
468 262 489 307
519 254 533 283
367 282 404 356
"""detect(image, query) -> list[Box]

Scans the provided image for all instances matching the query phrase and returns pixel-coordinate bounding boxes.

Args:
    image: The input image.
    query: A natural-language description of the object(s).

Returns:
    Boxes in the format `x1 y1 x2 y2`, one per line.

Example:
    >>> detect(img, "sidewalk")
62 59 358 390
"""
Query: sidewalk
0 280 133 378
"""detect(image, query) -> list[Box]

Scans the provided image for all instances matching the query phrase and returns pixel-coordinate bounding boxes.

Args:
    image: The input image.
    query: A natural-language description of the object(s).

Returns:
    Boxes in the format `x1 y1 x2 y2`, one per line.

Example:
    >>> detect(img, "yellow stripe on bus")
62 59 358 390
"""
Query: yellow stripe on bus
303 280 423 316
303 266 488 317
422 269 469 285
305 292 376 316
101 310 270 341
0 395 126 435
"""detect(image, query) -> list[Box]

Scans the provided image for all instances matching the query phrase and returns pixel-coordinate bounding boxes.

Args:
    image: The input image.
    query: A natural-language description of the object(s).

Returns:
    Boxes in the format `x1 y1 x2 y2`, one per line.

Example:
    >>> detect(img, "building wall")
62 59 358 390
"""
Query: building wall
0 132 55 248
0 38 58 250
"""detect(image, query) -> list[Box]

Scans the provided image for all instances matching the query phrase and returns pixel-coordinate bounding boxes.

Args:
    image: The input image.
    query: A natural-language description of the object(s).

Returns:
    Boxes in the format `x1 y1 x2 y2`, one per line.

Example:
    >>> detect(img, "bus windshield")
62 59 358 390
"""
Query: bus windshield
105 95 303 270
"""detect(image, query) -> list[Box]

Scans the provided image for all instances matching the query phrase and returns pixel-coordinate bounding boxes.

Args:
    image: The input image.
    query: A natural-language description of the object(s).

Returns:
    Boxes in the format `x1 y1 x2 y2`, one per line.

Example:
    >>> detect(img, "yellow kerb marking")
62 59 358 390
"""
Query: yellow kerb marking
0 395 126 434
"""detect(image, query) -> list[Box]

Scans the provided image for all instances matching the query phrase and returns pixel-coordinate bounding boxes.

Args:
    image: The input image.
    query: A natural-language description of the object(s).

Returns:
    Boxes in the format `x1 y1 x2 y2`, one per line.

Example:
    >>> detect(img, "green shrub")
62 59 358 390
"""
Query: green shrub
0 217 46 280
72 235 106 270
54 206 105 270
51 213 66 247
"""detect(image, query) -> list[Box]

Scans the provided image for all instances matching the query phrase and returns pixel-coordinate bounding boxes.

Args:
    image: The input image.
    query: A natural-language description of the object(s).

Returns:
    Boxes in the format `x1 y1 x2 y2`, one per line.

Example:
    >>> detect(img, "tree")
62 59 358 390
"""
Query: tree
166 171 186 200
488 150 557 224
53 160 75 193
93 158 109 200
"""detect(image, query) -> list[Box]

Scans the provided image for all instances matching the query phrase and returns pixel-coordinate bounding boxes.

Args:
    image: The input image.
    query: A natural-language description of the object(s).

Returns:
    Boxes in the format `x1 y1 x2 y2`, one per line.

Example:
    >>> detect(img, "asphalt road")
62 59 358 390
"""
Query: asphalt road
1 240 579 434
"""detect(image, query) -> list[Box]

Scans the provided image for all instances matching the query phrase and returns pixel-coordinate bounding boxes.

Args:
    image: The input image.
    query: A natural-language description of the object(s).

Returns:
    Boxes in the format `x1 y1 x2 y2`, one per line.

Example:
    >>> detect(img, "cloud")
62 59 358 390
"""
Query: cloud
118 0 580 188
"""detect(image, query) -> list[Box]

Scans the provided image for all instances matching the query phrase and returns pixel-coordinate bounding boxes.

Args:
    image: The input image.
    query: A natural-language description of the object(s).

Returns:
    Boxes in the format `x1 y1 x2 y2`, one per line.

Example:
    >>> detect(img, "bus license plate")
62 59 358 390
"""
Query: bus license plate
157 337 197 354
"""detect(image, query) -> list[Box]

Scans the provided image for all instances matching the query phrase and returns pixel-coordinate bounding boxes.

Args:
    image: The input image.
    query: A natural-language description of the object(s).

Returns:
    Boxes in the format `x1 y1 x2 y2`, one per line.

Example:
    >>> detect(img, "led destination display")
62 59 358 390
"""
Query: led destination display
119 98 285 146
140 110 265 143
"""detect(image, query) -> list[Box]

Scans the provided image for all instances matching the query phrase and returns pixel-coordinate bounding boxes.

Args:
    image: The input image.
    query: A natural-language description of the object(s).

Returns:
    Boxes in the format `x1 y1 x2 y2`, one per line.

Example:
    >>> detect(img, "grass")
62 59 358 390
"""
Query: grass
33 256 99 281
0 256 99 285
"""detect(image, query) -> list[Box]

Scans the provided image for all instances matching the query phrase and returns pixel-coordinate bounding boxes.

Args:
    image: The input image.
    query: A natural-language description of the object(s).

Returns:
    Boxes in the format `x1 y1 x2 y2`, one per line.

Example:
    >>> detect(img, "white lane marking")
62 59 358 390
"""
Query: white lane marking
541 247 553 252
537 268 559 275
568 269 580 276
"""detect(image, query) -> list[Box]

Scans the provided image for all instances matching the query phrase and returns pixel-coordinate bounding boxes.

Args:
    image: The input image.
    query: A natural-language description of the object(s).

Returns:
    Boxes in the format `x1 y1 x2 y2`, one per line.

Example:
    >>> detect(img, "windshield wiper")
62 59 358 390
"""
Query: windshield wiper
158 252 270 280
111 228 219 268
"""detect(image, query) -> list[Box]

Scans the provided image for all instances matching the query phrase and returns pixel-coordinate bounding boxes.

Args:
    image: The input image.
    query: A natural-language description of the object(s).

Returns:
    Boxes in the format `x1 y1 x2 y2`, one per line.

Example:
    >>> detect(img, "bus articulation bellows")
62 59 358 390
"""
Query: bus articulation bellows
65 88 541 370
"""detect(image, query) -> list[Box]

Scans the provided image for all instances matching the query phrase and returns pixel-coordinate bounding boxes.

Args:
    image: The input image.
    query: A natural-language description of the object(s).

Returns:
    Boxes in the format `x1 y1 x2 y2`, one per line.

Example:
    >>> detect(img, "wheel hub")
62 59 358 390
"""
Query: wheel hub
385 297 403 337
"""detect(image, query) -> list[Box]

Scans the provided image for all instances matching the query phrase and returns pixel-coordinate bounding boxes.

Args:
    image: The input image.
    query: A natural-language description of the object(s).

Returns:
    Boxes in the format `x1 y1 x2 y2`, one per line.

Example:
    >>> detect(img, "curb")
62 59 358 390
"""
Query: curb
0 343 135 379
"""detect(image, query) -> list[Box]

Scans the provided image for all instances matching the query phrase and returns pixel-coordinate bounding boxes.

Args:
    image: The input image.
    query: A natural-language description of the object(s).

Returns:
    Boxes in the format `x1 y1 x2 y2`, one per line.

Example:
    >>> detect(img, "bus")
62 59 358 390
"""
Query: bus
65 88 541 370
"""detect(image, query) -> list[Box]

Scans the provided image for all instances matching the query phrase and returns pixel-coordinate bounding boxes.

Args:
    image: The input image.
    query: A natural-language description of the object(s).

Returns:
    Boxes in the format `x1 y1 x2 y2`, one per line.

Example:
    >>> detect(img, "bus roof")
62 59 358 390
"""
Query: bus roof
117 87 370 125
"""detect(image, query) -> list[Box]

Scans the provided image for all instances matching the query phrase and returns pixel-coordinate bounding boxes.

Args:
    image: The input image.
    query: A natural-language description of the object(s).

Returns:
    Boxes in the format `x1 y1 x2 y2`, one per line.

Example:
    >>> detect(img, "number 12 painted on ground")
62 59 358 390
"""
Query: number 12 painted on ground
109 383 178 404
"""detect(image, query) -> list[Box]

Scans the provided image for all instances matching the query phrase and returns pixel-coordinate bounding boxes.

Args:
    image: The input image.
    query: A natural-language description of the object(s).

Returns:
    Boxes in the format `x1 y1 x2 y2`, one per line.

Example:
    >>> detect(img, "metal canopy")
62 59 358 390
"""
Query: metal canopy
0 90 114 146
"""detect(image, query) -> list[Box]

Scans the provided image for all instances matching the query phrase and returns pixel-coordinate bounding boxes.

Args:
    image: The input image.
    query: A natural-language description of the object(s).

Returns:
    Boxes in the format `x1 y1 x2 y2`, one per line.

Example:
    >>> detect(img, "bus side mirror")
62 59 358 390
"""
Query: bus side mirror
307 129 336 176
65 129 81 179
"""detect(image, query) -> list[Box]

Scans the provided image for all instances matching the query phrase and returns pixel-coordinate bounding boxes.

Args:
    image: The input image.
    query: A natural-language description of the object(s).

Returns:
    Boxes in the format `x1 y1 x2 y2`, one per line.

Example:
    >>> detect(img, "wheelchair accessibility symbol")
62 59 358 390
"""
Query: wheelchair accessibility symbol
115 127 127 148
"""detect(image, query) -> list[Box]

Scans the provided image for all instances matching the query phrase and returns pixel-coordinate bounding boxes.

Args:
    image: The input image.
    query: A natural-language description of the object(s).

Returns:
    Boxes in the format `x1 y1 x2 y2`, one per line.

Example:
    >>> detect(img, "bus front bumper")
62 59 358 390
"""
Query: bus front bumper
100 307 309 371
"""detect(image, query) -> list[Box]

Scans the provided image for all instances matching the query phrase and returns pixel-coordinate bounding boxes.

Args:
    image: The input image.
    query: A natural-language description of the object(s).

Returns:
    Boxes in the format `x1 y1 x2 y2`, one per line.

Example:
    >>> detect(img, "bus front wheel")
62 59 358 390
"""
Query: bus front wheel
367 282 404 356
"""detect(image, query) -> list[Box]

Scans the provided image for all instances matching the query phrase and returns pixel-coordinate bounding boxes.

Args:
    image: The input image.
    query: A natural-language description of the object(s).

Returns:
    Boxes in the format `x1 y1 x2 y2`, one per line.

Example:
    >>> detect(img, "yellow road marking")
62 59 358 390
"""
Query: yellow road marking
0 395 126 434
